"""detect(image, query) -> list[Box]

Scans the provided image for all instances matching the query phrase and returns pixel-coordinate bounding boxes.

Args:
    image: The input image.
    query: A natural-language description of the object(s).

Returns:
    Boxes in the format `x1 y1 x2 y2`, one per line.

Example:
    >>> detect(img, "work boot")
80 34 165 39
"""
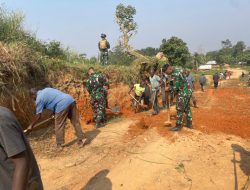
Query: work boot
169 125 182 132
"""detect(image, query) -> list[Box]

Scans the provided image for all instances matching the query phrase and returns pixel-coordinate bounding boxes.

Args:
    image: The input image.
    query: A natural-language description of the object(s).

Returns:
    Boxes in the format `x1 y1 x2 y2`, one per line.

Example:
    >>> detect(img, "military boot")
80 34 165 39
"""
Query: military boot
95 122 105 129
187 120 193 129
169 125 182 132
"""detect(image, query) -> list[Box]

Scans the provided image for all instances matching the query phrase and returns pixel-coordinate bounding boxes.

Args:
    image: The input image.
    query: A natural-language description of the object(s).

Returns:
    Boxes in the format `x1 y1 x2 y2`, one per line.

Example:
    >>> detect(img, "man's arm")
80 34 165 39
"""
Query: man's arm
11 151 29 190
129 86 134 94
98 42 101 51
192 76 195 90
106 41 110 49
26 114 41 133
100 74 109 89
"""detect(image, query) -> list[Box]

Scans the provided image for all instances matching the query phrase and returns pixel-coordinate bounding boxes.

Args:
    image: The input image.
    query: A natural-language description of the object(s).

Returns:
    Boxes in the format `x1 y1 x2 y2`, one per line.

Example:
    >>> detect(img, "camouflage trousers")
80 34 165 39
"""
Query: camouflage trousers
170 88 175 105
100 51 108 65
91 96 107 124
176 93 192 127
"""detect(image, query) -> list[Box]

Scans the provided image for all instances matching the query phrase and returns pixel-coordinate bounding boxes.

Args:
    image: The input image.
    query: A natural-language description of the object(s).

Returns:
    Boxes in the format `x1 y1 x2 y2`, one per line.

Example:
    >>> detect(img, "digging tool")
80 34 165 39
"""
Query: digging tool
129 93 141 105
164 109 172 127
23 115 55 135
129 93 146 113
106 106 121 113
106 106 121 114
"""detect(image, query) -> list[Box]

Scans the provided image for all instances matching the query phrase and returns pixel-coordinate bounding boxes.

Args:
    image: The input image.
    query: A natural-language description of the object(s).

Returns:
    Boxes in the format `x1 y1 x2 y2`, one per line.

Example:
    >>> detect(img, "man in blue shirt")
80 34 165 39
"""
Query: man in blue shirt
27 88 86 150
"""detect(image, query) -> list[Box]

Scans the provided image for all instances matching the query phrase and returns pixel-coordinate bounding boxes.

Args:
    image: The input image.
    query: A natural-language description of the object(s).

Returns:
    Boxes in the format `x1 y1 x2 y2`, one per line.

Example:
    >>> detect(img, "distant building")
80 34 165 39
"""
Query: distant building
198 65 212 70
206 60 217 65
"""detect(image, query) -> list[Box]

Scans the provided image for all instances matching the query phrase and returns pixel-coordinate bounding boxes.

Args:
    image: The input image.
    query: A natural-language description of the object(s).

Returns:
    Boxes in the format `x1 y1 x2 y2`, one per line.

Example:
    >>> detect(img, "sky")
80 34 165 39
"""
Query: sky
2 0 250 57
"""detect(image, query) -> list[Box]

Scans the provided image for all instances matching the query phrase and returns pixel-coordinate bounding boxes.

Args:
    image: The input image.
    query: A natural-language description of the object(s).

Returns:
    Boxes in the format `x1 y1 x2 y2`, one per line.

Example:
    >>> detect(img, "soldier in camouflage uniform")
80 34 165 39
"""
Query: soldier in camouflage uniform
86 67 109 128
98 34 110 65
169 78 175 106
163 64 193 131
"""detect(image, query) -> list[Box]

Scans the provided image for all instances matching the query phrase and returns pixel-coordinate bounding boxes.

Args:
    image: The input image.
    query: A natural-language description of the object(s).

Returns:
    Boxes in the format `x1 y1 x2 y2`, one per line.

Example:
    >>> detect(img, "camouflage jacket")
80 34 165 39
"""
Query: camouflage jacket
86 73 109 100
172 68 192 97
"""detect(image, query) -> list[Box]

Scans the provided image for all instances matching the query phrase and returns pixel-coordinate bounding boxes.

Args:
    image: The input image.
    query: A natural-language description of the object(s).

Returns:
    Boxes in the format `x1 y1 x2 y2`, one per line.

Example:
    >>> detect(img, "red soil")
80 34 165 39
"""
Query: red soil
193 87 250 138
75 83 250 141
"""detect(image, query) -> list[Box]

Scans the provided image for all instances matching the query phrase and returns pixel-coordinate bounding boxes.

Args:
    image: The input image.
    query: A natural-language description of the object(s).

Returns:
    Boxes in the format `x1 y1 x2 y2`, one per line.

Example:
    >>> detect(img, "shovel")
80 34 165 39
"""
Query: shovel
129 94 146 112
24 115 55 135
129 94 141 105
164 109 172 127
106 107 121 114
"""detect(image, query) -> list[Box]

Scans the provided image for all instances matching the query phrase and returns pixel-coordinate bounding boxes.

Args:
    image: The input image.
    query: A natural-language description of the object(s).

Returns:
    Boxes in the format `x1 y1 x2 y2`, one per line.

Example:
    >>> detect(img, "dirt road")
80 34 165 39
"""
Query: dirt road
30 68 250 190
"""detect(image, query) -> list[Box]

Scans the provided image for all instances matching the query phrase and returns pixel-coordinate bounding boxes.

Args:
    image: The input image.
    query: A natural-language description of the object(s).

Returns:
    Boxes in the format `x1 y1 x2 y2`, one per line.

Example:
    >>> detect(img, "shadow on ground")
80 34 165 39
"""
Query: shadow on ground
81 169 112 190
231 144 250 190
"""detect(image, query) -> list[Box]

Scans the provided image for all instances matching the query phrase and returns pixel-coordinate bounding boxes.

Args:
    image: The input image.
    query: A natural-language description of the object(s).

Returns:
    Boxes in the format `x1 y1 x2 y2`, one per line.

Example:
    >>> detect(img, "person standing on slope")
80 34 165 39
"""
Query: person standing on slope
98 33 110 65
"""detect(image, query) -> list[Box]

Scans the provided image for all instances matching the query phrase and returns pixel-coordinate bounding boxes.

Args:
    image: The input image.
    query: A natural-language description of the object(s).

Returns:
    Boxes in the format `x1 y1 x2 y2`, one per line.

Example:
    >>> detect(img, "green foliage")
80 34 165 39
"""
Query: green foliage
239 50 250 63
139 47 159 57
221 39 232 49
160 36 190 66
232 41 246 58
217 48 234 64
109 45 134 65
193 52 206 67
206 39 249 65
45 41 66 59
0 7 26 43
115 4 137 37
0 6 78 61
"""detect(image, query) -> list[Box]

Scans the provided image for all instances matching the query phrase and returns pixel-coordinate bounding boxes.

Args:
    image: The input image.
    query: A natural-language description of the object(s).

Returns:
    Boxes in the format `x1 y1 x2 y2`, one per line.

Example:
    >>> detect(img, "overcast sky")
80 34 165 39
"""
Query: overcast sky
2 0 250 57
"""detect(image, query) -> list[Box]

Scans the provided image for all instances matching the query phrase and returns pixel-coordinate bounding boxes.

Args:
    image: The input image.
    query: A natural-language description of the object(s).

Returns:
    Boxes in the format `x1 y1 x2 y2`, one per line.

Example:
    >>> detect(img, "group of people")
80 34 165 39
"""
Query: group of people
0 43 200 189
129 64 196 131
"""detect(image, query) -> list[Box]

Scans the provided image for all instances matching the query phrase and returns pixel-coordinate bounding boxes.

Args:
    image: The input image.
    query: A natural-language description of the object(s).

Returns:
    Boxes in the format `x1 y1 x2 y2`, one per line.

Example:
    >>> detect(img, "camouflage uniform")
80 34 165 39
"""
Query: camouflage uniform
98 40 110 65
172 69 193 128
86 73 109 126
169 78 175 106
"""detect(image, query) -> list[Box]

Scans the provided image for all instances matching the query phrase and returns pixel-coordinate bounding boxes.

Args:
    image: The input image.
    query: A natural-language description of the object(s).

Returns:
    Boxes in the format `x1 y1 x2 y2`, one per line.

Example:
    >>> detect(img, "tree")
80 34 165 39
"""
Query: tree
160 36 190 66
139 47 159 57
221 39 232 49
206 40 249 65
233 41 246 58
206 51 218 61
115 4 149 61
45 41 66 59
238 50 250 63
216 49 234 64
193 52 206 69
109 44 134 65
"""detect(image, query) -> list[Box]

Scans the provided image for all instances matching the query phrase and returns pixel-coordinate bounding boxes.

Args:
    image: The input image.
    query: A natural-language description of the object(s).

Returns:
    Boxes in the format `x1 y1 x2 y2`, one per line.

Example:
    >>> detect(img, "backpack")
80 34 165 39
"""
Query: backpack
99 39 107 49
